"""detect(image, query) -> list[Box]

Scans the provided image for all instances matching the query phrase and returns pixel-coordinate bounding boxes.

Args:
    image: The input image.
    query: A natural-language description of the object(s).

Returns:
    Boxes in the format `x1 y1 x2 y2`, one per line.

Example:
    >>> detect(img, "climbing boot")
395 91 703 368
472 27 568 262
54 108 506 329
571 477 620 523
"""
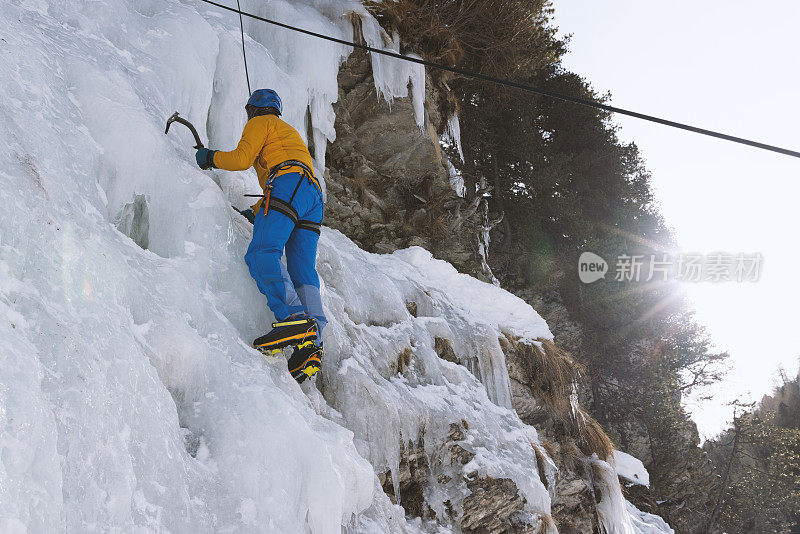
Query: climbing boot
287 341 323 383
253 315 317 354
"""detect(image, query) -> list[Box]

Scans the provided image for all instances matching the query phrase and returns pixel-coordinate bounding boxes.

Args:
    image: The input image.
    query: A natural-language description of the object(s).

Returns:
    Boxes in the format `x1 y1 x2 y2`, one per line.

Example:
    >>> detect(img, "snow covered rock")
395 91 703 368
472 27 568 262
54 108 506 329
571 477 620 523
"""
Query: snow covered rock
612 450 651 487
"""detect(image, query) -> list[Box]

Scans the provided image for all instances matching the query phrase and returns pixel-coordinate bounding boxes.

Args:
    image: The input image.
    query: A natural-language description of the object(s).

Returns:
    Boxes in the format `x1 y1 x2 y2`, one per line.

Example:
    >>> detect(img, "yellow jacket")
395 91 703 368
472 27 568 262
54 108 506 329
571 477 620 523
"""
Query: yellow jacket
213 114 316 213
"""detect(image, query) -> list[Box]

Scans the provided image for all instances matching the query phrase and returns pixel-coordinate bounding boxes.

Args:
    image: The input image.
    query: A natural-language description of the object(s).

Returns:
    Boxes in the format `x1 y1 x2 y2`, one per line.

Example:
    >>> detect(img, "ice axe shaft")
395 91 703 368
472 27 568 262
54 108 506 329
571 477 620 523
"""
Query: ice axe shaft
165 112 205 149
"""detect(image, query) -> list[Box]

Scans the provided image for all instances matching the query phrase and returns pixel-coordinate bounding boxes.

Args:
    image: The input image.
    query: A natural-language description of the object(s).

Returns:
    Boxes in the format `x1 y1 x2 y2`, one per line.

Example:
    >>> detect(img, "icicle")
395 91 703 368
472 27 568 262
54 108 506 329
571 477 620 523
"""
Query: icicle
446 114 464 162
591 458 636 534
478 176 501 286
356 16 426 131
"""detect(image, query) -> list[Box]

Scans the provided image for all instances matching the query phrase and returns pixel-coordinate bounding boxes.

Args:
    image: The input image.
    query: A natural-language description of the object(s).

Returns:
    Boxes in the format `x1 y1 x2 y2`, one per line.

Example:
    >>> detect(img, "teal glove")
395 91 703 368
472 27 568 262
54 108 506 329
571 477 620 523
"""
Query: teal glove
195 148 217 170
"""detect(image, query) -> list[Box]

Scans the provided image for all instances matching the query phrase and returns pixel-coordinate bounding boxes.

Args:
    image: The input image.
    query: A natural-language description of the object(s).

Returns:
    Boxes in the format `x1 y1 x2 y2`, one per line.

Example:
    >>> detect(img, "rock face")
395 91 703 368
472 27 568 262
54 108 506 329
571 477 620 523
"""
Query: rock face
502 336 619 533
325 51 486 277
378 423 549 533
552 476 594 534
500 273 718 532
324 49 671 533
461 476 540 534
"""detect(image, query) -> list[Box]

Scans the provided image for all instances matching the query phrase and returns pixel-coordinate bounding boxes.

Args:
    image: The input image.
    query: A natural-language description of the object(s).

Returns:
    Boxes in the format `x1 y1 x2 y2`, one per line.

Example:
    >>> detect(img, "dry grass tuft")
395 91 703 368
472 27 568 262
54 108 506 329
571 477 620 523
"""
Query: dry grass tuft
503 334 614 461
573 407 615 461
364 0 466 74
393 177 454 242
434 337 458 364
540 439 558 460
531 443 551 491
395 178 428 207
365 0 560 130
395 347 413 374
505 335 582 418
429 215 451 241
364 0 555 78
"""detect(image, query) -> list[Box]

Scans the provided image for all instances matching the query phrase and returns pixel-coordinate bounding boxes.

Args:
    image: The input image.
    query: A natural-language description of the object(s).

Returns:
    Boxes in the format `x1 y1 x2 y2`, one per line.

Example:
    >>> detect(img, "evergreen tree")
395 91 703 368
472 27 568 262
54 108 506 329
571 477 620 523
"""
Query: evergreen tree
707 409 800 533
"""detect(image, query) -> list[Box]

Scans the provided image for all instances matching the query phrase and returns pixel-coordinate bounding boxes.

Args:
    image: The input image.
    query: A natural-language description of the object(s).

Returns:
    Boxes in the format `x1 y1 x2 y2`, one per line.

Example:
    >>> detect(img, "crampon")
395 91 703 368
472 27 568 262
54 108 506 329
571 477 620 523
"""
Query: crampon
253 315 317 355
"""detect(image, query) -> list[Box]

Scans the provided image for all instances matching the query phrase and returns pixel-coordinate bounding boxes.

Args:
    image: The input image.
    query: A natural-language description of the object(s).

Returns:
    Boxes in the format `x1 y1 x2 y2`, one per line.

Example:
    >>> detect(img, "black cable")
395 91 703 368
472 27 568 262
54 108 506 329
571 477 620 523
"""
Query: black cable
235 0 251 96
198 0 800 160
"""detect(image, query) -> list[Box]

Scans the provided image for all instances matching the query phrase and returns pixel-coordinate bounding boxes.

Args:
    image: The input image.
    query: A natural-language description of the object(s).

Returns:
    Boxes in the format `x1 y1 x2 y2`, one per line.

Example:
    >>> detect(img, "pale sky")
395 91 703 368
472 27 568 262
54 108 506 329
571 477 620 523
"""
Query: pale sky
552 0 800 437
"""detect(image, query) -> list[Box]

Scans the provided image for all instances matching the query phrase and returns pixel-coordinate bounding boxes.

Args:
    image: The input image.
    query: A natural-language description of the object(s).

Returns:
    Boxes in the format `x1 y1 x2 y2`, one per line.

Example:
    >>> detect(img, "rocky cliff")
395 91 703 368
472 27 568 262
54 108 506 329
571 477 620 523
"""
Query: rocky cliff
325 50 487 278
323 46 668 534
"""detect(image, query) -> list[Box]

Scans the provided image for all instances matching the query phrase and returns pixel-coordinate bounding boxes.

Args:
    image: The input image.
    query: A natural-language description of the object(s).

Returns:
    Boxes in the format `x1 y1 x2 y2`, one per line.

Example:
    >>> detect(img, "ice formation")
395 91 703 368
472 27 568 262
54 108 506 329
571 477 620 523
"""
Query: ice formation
445 114 465 163
591 459 673 534
0 0 671 531
441 115 466 196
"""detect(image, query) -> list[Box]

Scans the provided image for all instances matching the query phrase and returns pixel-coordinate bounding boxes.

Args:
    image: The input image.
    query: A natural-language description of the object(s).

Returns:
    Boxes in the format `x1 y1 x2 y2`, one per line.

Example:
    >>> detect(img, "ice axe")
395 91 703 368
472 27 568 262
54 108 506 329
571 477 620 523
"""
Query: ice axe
164 112 205 149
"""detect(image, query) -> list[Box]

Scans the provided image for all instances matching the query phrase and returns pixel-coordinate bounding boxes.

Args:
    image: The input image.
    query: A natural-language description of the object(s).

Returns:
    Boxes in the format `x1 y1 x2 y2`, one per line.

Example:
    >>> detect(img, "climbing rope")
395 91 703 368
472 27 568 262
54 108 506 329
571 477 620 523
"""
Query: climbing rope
236 0 251 96
198 0 800 160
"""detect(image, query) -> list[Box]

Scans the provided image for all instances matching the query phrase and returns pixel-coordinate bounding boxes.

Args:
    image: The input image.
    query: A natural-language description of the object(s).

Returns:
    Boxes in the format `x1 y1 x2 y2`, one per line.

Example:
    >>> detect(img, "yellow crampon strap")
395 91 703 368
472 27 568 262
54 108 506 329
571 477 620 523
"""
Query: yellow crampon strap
297 340 316 349
302 365 321 378
272 319 311 328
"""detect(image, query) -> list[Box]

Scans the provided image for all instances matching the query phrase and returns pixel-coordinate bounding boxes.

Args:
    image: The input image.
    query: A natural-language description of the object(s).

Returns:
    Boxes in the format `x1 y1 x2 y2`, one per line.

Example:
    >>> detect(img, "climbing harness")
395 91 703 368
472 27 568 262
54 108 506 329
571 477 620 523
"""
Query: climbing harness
244 159 323 233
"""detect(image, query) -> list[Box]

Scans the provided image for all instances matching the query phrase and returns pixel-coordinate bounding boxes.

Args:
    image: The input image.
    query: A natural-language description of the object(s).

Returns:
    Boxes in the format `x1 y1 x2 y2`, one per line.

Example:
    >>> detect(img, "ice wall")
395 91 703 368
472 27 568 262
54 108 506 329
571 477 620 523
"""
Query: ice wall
0 0 670 532
1 1 377 531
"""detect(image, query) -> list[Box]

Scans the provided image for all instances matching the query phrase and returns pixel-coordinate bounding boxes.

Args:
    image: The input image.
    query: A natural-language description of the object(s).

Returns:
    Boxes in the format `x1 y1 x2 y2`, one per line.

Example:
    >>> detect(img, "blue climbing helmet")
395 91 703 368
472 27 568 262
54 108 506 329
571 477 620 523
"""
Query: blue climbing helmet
247 89 282 116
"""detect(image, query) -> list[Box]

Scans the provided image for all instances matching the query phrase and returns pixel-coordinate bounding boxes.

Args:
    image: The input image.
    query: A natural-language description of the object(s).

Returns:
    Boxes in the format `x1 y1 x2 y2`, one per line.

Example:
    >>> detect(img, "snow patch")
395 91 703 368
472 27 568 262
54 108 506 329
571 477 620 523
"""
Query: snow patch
612 450 651 487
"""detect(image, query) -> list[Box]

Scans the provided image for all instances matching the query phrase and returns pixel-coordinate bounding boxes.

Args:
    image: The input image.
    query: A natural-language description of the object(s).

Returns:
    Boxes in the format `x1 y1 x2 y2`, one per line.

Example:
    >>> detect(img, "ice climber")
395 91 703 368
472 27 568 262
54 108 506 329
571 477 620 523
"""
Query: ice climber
195 89 325 383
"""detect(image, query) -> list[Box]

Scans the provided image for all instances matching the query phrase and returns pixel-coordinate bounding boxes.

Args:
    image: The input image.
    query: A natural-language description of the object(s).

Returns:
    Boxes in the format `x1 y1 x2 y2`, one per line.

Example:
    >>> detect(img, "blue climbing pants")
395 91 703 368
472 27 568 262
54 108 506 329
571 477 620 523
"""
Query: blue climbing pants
245 172 326 336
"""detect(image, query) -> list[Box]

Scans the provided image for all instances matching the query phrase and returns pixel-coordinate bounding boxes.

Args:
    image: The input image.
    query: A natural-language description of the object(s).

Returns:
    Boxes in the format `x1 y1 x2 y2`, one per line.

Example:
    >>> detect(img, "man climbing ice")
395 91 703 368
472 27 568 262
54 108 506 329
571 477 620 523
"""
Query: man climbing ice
194 89 325 383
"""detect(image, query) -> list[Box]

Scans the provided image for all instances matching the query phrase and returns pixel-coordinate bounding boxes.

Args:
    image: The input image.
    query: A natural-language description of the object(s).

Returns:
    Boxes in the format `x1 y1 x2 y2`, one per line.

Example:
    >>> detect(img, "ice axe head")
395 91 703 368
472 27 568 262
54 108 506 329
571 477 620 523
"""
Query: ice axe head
165 112 205 149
